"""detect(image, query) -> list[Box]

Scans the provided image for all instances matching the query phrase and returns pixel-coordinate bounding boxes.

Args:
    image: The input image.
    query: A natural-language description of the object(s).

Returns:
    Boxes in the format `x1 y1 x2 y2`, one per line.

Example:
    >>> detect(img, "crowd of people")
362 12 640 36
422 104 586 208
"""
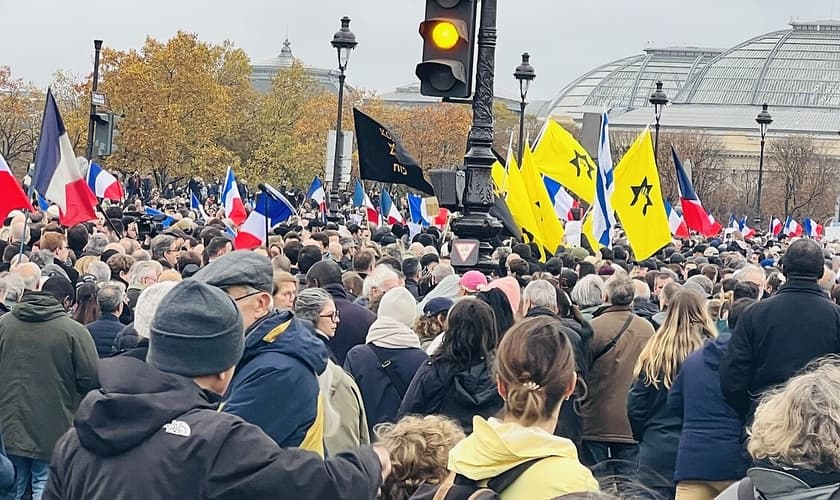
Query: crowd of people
1 195 840 500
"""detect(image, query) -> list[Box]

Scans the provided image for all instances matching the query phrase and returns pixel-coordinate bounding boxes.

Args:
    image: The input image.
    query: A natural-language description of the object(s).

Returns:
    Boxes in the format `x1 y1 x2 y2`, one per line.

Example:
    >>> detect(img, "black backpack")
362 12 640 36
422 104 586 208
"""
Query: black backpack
409 458 541 500
734 468 840 500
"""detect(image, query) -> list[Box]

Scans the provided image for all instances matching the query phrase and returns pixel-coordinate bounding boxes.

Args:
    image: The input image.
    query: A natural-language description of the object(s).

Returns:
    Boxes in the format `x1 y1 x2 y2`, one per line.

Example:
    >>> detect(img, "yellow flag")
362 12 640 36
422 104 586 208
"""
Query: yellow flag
491 157 541 248
581 212 598 251
532 119 597 203
610 128 672 260
521 144 564 255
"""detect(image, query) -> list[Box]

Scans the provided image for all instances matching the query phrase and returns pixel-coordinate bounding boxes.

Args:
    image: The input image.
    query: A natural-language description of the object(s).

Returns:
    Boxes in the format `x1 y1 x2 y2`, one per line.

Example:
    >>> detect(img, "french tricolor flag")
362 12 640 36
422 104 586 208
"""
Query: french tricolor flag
739 217 756 239
407 192 450 229
353 180 379 226
543 174 578 222
31 90 97 227
234 183 296 249
664 199 689 238
769 217 783 237
306 176 327 215
728 215 740 231
0 152 33 221
803 218 824 239
673 146 718 237
86 162 124 201
380 189 404 225
221 166 247 225
784 216 803 237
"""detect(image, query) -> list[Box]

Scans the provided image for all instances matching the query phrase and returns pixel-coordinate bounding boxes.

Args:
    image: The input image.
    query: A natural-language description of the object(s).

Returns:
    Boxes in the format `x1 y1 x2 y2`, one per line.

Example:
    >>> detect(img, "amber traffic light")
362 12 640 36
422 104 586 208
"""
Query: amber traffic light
416 0 477 98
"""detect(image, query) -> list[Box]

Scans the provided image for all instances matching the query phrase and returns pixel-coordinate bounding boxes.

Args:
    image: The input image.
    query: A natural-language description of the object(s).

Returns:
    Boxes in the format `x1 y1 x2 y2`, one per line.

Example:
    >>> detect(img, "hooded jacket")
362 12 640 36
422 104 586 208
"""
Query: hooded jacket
398 358 503 434
324 283 376 365
0 291 99 462
448 417 599 500
223 310 328 455
43 357 383 500
668 332 750 482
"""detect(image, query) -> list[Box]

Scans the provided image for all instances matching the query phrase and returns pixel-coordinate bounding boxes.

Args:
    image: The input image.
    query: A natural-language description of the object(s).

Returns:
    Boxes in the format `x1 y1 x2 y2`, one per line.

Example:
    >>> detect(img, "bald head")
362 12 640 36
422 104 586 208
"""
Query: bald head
15 262 42 291
633 279 651 300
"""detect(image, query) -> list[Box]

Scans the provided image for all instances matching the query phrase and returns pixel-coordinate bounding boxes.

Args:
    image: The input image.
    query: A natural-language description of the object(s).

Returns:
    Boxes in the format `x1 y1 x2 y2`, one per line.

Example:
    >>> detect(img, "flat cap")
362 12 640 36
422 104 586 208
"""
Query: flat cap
192 250 273 293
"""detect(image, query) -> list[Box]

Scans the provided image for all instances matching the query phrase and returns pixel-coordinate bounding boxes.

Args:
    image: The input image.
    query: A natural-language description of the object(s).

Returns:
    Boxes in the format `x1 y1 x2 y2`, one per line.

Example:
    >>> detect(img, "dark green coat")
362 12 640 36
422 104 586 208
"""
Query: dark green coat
0 291 99 461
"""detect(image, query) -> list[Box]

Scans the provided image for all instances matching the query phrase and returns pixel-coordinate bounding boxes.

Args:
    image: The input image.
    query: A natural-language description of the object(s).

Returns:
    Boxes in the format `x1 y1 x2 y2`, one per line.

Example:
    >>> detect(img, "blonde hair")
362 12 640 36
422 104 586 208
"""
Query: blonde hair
374 415 465 500
748 356 840 471
634 290 717 389
157 269 182 283
74 255 99 274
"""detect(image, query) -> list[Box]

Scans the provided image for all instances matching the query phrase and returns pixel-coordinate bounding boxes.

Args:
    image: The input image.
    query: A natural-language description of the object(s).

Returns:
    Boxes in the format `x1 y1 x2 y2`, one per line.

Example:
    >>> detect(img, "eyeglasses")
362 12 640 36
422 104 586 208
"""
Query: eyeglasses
319 310 340 322
231 290 262 302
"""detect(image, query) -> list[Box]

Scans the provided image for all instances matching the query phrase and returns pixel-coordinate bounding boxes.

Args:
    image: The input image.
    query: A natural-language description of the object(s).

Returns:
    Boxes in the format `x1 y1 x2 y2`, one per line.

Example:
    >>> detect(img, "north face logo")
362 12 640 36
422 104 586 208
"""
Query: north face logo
163 420 191 437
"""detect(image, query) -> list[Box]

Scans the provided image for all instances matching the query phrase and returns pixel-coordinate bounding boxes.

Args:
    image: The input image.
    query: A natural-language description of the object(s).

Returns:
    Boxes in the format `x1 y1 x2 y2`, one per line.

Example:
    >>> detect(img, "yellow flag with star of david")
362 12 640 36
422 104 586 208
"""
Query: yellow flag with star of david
532 119 596 203
610 128 671 260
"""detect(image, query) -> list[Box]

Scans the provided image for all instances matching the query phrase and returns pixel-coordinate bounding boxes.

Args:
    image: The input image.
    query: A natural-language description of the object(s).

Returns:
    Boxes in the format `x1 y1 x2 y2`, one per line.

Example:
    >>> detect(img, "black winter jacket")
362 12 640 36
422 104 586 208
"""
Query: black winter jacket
43 357 382 500
720 278 840 420
398 358 503 434
345 344 428 436
628 375 682 490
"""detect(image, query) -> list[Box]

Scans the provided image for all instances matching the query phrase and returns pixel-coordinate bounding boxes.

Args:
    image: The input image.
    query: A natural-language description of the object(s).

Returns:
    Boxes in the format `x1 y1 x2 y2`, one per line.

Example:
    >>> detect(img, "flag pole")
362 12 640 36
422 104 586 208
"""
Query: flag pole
16 91 52 261
263 193 270 253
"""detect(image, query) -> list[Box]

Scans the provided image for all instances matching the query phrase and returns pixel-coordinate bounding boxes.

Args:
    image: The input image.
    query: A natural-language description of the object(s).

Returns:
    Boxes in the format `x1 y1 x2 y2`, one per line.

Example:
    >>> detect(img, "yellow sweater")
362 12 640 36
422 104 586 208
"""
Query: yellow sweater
448 416 599 500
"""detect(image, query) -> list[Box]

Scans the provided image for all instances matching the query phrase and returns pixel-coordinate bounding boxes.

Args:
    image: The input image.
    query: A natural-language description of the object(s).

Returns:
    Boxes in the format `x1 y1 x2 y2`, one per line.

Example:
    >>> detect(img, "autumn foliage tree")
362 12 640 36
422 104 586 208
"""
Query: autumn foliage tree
0 67 43 175
97 32 253 187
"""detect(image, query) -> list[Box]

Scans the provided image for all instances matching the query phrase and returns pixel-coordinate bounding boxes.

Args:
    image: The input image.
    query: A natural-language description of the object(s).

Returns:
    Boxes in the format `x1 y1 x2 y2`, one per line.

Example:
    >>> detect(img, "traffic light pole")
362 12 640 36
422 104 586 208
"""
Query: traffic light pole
86 40 103 162
450 0 502 271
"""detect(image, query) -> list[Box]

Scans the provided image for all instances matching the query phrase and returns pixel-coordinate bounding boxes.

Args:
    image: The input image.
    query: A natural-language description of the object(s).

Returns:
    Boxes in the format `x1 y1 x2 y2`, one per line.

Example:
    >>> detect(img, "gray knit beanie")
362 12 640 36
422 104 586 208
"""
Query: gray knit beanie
148 279 244 377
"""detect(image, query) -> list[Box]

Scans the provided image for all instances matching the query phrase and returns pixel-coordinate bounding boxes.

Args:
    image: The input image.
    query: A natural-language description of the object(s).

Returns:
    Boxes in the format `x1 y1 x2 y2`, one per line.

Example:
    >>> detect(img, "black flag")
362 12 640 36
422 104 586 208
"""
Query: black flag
353 108 435 195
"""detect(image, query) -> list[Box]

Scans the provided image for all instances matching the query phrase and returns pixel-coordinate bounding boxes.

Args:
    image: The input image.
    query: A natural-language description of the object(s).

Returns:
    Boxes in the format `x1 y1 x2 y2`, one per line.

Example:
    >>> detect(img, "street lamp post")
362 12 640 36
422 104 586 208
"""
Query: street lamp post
648 80 668 161
329 17 357 215
450 0 502 273
86 40 104 161
755 103 773 227
513 52 535 165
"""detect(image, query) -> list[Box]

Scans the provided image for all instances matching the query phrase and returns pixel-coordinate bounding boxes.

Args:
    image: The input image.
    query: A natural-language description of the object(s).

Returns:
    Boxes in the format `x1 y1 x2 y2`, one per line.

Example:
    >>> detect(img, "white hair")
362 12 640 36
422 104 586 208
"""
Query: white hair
15 262 41 291
87 261 112 283
369 264 399 290
128 260 163 288
133 281 178 339
523 279 558 310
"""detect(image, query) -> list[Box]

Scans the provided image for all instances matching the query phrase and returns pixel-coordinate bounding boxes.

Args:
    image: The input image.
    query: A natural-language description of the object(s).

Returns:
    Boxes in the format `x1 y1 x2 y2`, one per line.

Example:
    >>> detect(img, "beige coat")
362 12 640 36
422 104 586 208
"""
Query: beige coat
581 305 654 443
321 360 371 455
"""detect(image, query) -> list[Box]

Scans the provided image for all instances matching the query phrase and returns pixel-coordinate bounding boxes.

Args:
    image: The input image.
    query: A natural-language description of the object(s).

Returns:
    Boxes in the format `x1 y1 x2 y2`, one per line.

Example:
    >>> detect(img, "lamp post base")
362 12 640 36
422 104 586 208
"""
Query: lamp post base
450 212 502 274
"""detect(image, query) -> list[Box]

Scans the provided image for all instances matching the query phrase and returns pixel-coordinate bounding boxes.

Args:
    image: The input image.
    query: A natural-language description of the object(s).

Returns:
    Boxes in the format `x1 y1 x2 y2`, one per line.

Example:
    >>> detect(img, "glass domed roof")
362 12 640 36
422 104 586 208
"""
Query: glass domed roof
548 47 722 118
674 21 840 109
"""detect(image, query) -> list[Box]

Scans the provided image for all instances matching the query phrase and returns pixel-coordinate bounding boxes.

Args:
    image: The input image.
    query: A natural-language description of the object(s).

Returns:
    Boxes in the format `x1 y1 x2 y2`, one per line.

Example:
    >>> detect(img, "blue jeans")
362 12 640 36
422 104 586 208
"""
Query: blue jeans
8 455 48 500
581 440 639 478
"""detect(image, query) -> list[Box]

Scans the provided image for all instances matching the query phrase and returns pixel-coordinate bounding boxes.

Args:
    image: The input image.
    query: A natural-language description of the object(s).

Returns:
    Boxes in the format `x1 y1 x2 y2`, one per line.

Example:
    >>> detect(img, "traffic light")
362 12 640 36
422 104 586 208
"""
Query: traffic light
92 112 117 157
416 0 478 98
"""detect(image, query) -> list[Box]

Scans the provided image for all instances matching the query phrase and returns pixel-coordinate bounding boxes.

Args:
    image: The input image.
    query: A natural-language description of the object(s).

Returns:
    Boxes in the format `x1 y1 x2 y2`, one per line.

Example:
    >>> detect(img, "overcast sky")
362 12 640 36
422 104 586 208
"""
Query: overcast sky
2 0 837 101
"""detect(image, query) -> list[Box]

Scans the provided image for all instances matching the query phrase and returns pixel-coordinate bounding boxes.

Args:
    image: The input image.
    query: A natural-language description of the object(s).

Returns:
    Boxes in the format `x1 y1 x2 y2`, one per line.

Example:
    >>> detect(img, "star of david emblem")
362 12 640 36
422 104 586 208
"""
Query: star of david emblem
630 177 654 216
569 151 595 180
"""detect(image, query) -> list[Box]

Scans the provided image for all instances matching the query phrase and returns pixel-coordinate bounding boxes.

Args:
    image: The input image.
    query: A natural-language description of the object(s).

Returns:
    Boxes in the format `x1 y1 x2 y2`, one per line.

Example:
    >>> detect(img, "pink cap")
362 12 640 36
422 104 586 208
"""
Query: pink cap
459 270 488 293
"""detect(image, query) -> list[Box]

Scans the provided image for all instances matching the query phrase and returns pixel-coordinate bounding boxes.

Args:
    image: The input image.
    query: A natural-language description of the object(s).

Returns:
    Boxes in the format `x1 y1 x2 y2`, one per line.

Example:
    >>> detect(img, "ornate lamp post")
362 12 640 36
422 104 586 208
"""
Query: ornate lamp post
329 17 357 213
648 80 669 161
513 52 535 165
755 103 773 226
449 0 502 273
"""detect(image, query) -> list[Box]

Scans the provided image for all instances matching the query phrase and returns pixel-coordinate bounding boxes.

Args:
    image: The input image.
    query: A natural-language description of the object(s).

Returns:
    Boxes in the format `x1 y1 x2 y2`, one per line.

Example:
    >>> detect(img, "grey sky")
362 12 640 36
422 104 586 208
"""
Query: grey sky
1 0 837 101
